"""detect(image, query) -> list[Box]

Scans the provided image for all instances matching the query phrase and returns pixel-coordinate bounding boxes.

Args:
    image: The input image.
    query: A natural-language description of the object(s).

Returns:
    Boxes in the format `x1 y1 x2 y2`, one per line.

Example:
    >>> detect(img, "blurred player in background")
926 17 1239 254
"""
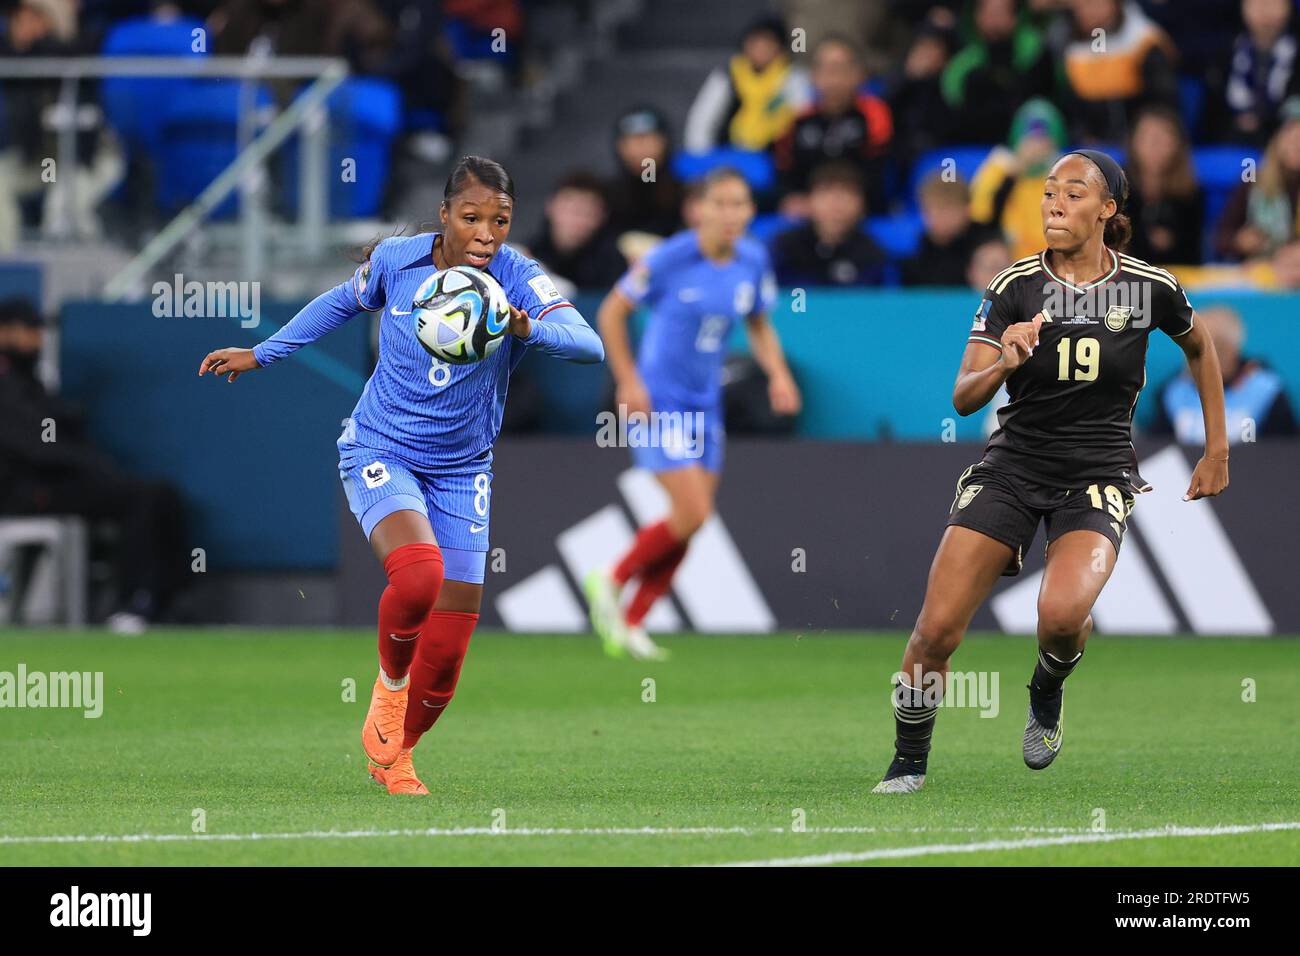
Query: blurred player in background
199 156 603 795
873 150 1229 793
585 167 801 660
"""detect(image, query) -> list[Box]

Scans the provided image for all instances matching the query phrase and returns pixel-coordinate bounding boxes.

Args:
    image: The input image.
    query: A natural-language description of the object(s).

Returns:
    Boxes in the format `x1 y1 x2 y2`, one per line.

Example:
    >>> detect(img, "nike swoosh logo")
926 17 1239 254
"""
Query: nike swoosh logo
469 523 488 533
422 700 447 709
390 308 412 316
373 722 389 744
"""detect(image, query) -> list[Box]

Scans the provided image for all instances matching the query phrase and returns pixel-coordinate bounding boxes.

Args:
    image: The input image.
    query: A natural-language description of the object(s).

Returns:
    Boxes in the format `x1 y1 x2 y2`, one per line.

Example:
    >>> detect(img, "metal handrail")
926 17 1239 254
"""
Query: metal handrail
0 56 347 78
0 55 350 295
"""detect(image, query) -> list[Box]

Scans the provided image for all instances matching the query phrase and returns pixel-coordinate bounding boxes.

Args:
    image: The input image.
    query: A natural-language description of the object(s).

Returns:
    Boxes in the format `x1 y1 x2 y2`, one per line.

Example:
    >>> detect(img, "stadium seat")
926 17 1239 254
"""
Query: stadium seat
748 212 801 243
866 213 924 259
101 15 207 153
156 80 274 218
1194 145 1260 259
672 148 777 194
279 77 403 220
1179 76 1206 141
0 517 87 627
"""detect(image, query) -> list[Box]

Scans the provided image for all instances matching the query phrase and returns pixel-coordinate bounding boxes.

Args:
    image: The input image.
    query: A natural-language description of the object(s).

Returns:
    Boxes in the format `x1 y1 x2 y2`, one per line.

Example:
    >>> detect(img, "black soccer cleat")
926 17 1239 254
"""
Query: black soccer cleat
871 751 928 793
1023 683 1064 770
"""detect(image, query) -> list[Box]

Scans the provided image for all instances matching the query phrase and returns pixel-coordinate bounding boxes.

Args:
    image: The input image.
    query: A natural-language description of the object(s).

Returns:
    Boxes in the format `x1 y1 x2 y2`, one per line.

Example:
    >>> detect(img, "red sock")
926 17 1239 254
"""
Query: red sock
625 541 688 627
377 543 445 682
402 610 478 749
613 520 681 586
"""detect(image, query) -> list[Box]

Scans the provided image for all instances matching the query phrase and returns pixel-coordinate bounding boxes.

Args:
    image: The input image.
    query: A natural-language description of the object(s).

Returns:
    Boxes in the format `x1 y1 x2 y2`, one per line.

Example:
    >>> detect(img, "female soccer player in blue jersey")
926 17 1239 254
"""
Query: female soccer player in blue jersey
584 167 801 659
199 156 604 795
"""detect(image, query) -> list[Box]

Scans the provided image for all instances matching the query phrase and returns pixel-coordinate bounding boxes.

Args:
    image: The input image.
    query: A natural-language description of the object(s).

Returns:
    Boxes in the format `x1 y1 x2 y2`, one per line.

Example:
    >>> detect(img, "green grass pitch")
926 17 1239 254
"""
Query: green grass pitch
0 629 1296 866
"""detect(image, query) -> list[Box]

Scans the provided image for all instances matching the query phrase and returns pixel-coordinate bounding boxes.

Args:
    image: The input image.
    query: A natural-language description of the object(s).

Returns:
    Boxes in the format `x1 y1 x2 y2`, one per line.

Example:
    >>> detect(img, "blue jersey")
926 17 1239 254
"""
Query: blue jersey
253 232 602 473
617 230 776 410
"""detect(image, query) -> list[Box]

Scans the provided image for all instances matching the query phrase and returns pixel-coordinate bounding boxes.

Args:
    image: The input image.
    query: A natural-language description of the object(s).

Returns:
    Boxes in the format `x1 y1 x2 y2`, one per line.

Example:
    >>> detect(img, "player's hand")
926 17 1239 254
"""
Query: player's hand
1184 456 1229 501
769 371 801 416
198 347 259 383
999 312 1046 371
508 305 532 339
617 378 651 417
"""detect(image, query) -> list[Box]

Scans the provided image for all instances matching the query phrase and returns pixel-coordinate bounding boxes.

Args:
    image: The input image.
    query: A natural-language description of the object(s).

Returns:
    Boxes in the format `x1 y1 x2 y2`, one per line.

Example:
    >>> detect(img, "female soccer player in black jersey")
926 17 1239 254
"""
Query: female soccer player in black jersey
873 150 1230 793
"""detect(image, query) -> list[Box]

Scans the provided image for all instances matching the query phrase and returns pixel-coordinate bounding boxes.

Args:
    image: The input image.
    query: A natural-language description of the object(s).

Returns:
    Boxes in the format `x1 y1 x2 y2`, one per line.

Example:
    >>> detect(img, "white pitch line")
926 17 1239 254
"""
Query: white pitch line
712 822 1300 866
0 823 1283 847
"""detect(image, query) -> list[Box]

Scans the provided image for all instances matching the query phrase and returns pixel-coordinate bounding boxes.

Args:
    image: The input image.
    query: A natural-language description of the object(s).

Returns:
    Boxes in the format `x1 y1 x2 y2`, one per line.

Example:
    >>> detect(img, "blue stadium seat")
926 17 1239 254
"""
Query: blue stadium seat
672 148 777 193
445 17 514 61
1194 145 1260 260
1179 76 1206 140
101 15 207 152
748 213 801 243
156 80 273 218
280 77 403 219
866 213 924 259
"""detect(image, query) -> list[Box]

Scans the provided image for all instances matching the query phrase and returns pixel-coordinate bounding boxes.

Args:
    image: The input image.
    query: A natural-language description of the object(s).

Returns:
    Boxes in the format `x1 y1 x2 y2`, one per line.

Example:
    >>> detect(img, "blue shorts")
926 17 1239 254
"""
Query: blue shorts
629 407 725 473
339 448 492 583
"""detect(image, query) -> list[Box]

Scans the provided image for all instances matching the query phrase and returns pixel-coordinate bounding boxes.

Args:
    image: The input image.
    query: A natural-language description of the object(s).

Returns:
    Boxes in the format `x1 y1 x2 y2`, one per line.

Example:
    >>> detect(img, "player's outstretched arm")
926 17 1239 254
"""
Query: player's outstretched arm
1170 317 1230 500
199 281 364 384
513 303 604 364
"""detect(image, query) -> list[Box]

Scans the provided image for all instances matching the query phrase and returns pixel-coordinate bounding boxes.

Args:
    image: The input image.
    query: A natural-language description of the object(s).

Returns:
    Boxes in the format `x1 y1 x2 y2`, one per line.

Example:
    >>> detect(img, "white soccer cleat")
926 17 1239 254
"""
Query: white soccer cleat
870 774 926 794
623 625 670 662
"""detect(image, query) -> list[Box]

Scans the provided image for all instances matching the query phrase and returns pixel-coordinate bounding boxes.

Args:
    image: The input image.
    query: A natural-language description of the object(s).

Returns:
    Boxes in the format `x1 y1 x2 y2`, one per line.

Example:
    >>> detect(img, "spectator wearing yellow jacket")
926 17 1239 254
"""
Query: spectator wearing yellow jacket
968 97 1067 260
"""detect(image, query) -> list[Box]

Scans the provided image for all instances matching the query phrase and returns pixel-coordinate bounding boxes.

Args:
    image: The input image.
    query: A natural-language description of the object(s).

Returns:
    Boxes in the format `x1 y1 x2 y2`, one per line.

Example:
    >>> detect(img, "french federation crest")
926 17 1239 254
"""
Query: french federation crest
1105 305 1133 332
958 484 983 509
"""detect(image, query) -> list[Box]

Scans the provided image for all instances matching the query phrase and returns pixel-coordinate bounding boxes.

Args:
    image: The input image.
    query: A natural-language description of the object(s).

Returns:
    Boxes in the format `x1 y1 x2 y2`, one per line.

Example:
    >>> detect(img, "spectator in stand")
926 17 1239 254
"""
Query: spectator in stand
941 0 1055 144
523 171 627 294
1206 0 1300 150
774 34 893 218
1053 0 1179 143
372 1 464 139
888 21 958 185
1125 105 1204 265
771 161 888 287
969 97 1068 260
1150 306 1297 443
1214 95 1300 261
967 235 1014 292
0 299 188 632
1139 0 1244 78
903 174 1001 286
779 0 906 76
683 15 811 153
604 106 685 240
209 0 394 75
1269 235 1300 287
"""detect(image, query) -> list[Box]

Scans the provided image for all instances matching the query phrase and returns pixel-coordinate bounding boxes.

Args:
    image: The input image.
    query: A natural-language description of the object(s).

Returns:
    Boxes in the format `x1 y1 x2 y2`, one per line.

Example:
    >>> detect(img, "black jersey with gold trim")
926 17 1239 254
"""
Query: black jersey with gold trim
966 249 1194 488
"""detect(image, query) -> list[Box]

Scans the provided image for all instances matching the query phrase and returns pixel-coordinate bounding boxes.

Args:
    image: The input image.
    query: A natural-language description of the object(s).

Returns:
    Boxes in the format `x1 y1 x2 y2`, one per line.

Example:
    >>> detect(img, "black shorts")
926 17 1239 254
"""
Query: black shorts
945 459 1137 576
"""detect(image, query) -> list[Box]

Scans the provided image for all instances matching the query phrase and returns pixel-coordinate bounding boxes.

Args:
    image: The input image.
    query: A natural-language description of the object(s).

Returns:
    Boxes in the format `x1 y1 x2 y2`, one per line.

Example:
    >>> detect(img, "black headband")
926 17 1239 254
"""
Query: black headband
1066 149 1128 211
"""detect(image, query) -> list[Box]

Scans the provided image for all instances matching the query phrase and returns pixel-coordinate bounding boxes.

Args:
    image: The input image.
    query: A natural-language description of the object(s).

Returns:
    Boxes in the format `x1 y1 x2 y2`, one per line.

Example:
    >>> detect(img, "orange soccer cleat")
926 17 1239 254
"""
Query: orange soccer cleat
368 750 428 795
361 676 408 768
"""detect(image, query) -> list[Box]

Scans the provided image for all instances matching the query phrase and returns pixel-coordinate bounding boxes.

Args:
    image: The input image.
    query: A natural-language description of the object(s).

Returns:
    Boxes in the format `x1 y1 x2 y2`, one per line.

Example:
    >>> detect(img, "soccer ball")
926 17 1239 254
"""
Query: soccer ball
411 265 511 365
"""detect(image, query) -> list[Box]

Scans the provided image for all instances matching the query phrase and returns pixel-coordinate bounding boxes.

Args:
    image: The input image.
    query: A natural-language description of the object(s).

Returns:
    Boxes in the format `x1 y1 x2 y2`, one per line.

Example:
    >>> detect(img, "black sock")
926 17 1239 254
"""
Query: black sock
888 678 937 776
1029 648 1082 725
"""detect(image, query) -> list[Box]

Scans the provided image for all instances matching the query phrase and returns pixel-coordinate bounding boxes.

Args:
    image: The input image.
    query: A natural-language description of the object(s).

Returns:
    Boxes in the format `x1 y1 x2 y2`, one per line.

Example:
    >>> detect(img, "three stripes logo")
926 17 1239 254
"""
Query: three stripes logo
991 447 1273 635
493 468 774 633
